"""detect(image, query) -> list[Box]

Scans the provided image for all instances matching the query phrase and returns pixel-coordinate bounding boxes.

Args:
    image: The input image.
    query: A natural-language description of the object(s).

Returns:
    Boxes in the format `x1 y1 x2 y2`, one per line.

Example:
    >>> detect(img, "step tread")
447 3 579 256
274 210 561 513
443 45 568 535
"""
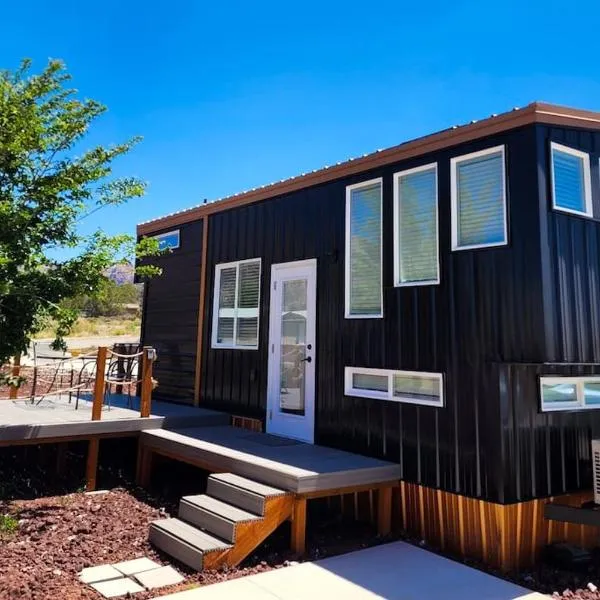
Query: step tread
182 495 262 522
151 518 232 552
209 473 288 497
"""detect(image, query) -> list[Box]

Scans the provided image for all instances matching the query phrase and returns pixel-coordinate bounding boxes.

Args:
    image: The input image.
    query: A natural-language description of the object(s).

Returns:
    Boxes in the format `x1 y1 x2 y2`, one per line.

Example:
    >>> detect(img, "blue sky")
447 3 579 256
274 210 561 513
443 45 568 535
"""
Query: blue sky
2 0 600 249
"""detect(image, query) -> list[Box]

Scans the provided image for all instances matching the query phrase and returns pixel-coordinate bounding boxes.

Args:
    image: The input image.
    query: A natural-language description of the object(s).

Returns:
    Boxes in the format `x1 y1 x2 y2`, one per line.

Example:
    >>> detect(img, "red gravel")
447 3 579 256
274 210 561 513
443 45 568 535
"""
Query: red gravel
0 489 283 600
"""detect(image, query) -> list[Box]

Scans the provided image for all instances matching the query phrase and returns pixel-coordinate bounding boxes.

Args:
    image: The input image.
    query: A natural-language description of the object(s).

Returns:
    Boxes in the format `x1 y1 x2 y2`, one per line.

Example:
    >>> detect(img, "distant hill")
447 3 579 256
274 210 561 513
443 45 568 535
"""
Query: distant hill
104 262 135 285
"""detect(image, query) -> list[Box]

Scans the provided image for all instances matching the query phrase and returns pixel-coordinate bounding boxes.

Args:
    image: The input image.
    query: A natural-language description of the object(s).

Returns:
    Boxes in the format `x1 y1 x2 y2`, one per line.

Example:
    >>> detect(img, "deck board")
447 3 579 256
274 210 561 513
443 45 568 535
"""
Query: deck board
141 426 402 493
0 396 228 444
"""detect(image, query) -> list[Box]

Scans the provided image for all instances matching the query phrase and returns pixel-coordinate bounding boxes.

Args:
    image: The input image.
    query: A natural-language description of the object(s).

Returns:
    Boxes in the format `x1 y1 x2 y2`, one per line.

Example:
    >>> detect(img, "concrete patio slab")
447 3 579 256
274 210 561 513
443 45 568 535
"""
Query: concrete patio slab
79 564 123 584
134 565 184 589
90 576 145 598
113 556 161 576
159 577 277 600
154 541 549 600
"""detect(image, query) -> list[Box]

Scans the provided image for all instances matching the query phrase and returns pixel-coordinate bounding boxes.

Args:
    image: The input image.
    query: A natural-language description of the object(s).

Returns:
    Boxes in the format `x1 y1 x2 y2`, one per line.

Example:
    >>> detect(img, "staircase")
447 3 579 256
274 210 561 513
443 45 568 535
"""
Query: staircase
149 473 293 571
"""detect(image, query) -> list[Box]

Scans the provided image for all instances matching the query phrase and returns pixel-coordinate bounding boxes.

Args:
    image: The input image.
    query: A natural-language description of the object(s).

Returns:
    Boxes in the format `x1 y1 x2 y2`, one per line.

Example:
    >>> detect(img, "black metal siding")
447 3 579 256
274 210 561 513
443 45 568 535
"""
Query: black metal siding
140 220 203 404
199 125 545 503
496 125 600 502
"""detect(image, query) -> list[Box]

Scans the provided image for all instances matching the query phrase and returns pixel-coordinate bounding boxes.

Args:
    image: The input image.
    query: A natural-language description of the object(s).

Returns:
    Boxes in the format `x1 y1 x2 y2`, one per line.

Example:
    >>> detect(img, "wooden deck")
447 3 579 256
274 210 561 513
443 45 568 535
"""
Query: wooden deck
0 395 228 445
139 425 402 495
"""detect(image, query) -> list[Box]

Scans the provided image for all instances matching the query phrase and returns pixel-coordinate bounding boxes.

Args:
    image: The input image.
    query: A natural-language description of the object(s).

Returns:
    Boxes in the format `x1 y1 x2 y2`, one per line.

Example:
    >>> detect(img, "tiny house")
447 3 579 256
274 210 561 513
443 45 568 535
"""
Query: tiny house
137 102 600 570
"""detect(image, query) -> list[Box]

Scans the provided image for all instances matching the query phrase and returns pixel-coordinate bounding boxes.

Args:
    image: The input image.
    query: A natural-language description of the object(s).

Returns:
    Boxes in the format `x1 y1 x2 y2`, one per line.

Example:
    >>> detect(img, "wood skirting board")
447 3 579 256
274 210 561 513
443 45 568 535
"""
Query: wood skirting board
337 481 599 572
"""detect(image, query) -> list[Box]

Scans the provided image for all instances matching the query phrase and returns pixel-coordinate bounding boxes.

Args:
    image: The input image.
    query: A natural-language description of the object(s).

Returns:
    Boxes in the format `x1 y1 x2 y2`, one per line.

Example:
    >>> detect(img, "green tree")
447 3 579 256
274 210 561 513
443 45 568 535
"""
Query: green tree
0 59 160 366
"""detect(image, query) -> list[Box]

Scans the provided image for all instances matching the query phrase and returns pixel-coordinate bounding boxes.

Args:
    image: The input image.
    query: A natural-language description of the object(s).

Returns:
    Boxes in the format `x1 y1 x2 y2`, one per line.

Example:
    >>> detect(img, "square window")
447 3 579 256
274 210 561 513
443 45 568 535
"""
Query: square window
550 142 592 217
451 146 507 250
212 259 261 349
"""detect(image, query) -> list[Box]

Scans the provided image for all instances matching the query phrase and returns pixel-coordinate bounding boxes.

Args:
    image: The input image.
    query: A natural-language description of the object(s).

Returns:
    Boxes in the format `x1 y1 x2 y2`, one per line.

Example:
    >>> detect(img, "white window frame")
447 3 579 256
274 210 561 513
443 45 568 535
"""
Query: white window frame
450 145 508 251
393 163 440 287
211 258 262 350
345 178 383 319
344 367 444 407
540 376 600 412
153 229 180 250
550 142 593 218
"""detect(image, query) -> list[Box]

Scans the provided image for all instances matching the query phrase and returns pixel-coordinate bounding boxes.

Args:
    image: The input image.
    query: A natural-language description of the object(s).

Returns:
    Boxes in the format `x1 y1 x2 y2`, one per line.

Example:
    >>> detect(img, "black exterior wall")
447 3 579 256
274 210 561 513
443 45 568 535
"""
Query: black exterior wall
140 121 600 504
496 124 600 503
199 124 544 504
140 220 203 404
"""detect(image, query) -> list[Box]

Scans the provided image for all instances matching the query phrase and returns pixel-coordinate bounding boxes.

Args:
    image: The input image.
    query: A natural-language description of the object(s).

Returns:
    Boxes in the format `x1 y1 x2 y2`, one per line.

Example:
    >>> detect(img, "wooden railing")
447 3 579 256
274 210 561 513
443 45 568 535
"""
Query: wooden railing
92 345 156 420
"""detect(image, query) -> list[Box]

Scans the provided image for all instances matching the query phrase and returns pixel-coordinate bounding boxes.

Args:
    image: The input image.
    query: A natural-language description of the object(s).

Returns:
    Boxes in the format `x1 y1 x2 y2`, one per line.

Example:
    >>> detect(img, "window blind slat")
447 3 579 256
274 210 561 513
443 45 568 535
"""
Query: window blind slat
455 150 506 248
397 167 438 284
347 182 382 316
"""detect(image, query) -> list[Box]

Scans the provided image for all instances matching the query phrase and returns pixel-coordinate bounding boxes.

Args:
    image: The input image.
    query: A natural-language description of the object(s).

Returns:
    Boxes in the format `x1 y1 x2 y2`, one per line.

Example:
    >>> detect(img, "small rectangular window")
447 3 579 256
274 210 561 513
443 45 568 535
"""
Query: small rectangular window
540 376 600 412
550 142 592 217
393 163 439 286
153 229 180 250
345 367 444 407
451 145 507 250
345 179 383 318
211 259 261 349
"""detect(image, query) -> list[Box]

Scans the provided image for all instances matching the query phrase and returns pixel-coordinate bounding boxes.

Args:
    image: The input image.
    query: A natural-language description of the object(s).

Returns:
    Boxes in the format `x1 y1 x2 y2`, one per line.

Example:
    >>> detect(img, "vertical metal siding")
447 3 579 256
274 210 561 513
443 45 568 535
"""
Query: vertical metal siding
497 125 600 502
197 125 545 503
140 220 203 403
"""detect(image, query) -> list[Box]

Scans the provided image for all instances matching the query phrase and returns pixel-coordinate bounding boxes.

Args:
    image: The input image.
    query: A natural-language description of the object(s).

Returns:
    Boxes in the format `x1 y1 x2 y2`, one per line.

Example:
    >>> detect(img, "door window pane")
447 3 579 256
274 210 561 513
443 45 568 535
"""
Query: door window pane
279 279 307 415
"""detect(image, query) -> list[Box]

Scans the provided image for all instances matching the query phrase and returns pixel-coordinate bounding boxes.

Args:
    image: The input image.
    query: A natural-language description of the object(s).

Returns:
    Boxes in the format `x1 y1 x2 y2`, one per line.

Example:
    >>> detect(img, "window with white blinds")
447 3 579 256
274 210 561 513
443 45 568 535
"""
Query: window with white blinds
451 145 507 250
345 179 383 318
393 163 439 286
211 259 261 349
550 142 592 217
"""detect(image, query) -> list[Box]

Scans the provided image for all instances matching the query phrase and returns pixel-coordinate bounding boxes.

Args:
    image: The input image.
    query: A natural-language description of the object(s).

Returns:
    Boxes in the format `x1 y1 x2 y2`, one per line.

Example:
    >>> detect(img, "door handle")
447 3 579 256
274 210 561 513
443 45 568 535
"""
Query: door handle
300 356 312 363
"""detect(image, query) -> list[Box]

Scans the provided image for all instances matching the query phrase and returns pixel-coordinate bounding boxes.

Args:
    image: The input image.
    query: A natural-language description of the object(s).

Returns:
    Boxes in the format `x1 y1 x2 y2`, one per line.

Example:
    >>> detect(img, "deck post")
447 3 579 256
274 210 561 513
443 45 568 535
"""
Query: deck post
377 486 392 536
56 442 68 476
291 497 307 554
9 355 21 400
135 443 153 487
140 347 154 418
92 347 107 421
86 437 100 491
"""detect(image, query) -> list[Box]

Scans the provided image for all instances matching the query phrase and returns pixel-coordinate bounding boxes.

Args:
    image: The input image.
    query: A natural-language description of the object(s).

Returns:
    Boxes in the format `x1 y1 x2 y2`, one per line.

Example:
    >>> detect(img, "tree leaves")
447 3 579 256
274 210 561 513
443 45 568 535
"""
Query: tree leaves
0 59 159 363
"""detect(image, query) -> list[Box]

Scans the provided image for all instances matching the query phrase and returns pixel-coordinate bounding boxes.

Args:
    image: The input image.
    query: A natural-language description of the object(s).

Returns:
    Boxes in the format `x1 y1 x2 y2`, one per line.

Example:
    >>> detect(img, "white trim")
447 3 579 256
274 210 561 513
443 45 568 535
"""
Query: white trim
211 258 262 350
450 145 508 251
344 367 444 408
153 229 180 249
550 142 593 218
393 162 440 287
345 178 383 319
540 376 600 412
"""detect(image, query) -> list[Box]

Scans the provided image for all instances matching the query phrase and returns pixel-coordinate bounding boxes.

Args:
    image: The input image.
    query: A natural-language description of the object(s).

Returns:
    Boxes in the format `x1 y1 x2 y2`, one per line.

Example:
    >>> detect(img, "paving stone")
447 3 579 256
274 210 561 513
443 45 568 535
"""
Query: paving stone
135 565 184 589
113 556 161 576
91 577 145 598
79 564 123 584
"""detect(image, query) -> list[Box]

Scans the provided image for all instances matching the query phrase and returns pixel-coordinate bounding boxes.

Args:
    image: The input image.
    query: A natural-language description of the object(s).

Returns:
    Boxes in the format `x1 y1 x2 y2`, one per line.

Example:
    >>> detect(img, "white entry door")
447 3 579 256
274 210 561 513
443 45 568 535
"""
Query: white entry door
266 259 317 443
